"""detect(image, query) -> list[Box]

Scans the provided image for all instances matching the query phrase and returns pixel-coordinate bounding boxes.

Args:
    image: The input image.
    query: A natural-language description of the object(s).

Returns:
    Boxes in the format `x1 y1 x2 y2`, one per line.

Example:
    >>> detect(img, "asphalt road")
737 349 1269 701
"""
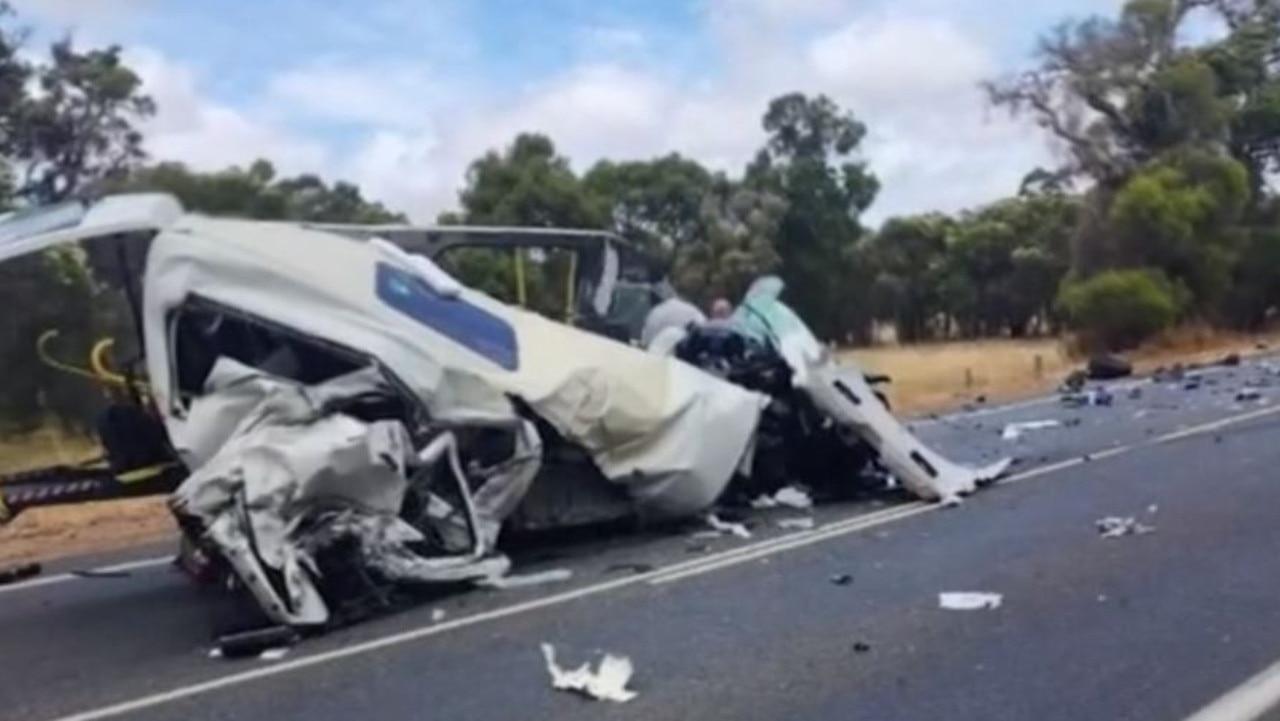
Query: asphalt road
3 358 1280 721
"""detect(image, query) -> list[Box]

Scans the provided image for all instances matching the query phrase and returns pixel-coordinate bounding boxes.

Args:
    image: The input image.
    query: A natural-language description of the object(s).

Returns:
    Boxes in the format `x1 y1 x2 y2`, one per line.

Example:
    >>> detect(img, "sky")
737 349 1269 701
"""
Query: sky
10 0 1132 224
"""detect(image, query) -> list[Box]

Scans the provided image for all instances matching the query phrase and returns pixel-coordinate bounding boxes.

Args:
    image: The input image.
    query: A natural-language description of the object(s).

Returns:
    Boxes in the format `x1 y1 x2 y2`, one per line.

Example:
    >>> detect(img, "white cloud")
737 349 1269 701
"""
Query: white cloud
126 47 326 174
77 1 1055 226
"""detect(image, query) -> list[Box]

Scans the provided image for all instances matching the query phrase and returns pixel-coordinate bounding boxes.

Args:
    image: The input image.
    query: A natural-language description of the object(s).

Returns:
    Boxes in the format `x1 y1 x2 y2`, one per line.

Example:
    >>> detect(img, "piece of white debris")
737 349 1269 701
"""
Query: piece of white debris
540 643 637 703
1000 420 1061 441
939 592 1003 610
940 495 963 508
1146 504 1159 515
777 517 816 531
1095 516 1156 538
773 486 813 510
431 608 447 623
481 568 574 590
207 648 223 659
750 495 779 509
259 647 290 661
706 513 752 539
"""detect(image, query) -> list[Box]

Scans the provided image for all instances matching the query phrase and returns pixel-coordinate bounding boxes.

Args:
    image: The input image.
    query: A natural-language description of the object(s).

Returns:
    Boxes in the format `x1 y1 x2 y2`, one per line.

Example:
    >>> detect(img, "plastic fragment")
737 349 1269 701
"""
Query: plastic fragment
540 643 637 703
939 592 1003 610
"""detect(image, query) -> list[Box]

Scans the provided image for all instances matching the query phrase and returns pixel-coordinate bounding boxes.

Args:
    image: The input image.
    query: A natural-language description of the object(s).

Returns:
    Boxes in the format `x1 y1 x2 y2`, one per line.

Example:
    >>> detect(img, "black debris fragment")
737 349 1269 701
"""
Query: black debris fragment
1128 386 1143 400
604 563 656 576
215 626 299 660
1236 388 1263 402
1061 370 1088 393
1220 352 1242 367
0 562 41 586
852 641 872 654
829 573 854 586
1183 375 1203 391
974 395 987 404
1087 354 1133 380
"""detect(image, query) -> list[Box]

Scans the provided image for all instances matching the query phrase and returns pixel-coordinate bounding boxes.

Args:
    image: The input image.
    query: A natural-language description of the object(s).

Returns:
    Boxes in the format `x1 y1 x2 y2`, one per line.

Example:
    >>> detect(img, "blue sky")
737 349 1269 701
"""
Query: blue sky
14 0 1130 223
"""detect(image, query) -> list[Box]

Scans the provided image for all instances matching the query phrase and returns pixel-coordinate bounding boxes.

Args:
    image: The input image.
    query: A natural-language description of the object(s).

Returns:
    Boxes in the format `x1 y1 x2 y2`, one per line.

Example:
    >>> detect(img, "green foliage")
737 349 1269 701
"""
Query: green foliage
1056 268 1182 351
460 133 605 228
672 178 784 306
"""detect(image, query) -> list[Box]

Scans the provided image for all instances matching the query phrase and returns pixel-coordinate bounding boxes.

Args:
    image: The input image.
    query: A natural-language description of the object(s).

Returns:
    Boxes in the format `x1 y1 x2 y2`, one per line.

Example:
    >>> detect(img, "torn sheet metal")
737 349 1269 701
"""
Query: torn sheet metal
170 359 501 627
730 278 1011 505
540 643 638 703
939 592 1003 610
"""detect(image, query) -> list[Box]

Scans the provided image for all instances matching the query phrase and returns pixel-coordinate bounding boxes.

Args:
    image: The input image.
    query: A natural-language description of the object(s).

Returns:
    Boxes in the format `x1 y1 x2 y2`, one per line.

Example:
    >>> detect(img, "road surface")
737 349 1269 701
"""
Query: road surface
3 359 1280 721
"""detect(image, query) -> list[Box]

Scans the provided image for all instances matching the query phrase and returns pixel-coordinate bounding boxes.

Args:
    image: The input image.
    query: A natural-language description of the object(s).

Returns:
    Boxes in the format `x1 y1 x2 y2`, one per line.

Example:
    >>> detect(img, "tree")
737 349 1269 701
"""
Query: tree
458 133 604 227
746 92 880 341
1057 267 1182 351
583 153 712 256
672 176 784 305
12 38 155 203
117 160 405 223
867 214 950 342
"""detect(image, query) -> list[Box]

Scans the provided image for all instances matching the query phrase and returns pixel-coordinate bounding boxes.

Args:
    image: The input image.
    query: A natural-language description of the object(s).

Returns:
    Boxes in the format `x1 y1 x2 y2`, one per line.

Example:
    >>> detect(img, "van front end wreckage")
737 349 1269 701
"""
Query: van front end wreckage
0 193 1009 633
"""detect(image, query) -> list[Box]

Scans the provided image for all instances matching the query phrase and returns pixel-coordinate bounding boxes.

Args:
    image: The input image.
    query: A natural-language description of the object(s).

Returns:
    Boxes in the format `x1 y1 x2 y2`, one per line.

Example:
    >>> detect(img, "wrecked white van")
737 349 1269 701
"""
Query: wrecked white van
0 193 1007 630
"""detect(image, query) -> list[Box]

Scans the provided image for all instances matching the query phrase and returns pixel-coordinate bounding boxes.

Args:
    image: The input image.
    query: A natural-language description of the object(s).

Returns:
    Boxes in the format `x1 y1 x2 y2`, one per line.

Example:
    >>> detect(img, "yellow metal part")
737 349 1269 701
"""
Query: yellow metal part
564 250 578 324
513 248 528 307
116 462 179 485
37 330 151 398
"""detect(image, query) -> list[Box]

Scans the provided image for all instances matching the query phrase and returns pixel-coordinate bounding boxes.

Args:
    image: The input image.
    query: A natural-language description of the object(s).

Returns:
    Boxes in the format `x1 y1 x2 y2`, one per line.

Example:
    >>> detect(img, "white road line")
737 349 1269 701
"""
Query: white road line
41 402 1280 721
1181 657 1280 721
0 556 170 596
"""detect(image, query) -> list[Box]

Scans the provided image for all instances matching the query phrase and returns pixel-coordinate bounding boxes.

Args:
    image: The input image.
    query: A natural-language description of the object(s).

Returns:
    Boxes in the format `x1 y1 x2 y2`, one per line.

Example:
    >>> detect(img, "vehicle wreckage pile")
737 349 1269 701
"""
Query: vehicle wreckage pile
0 197 1011 638
153 220 1010 634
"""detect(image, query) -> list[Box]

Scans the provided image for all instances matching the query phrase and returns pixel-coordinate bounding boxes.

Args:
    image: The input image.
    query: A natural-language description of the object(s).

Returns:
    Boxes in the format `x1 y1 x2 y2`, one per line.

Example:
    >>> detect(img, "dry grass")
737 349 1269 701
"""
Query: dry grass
846 325 1280 415
3 325 1279 567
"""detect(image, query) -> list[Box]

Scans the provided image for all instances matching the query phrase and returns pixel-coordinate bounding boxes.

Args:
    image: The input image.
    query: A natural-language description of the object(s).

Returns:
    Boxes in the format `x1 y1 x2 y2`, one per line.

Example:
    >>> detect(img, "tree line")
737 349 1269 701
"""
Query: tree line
2 0 1280 434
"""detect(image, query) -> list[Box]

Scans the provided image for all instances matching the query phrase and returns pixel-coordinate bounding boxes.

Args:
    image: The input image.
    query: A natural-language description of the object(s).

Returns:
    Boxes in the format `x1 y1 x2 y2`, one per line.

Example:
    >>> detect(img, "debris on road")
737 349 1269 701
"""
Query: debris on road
603 562 656 576
70 568 132 579
1236 388 1263 402
852 641 872 654
773 486 813 510
0 562 42 586
1096 516 1156 539
705 513 753 539
1001 420 1061 441
939 592 1003 610
830 573 854 586
540 643 638 704
1061 387 1113 407
777 517 816 530
431 608 447 623
1183 374 1204 390
1220 352 1242 367
213 626 299 660
1087 354 1133 380
259 647 290 662
480 568 574 590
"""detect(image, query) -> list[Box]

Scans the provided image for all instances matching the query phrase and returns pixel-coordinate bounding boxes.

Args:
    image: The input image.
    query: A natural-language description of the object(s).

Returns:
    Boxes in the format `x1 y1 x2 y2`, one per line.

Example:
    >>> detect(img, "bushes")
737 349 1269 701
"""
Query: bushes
1056 268 1182 351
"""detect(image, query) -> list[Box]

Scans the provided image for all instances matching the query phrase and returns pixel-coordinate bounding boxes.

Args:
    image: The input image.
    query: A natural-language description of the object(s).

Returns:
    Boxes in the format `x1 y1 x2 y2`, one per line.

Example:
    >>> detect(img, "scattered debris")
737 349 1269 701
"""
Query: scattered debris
431 608 447 623
974 394 987 404
1128 386 1144 400
749 495 778 509
829 573 854 586
214 626 299 660
1061 370 1088 393
772 486 814 510
1183 374 1204 391
777 517 816 531
1236 388 1263 402
540 643 637 703
705 513 752 539
480 568 574 590
939 592 1003 610
1087 354 1133 380
1061 388 1113 407
1001 420 1061 441
852 641 872 654
259 647 290 662
1095 516 1156 539
604 562 656 576
1147 504 1159 515
0 562 41 586
1220 352 1242 367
